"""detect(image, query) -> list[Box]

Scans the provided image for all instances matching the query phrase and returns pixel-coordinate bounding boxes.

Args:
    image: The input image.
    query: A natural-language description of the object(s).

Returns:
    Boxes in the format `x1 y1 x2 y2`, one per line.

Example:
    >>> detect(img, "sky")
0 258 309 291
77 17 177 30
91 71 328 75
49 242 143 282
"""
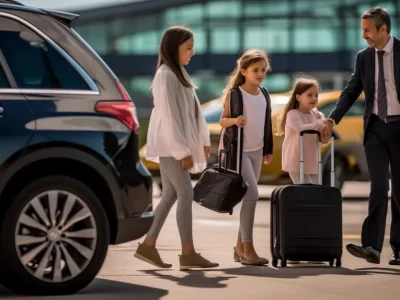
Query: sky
18 0 144 11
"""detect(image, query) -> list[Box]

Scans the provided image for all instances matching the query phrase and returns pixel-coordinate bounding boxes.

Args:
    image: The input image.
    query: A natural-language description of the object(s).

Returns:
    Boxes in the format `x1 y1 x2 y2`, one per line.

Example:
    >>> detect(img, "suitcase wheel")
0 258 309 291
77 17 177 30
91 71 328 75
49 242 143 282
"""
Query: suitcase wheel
336 259 342 268
329 259 334 267
281 259 287 267
272 257 278 267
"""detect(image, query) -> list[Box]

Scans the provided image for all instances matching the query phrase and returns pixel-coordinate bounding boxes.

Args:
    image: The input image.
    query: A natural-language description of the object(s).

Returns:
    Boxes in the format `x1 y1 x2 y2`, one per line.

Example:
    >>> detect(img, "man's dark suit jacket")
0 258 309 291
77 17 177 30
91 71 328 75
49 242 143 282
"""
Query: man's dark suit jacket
329 37 400 144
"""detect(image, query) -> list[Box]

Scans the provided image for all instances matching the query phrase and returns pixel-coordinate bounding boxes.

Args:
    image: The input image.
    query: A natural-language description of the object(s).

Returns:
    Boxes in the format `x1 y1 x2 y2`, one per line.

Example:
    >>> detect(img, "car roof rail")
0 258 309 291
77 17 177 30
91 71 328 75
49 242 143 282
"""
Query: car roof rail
44 9 80 26
0 0 23 5
0 0 79 26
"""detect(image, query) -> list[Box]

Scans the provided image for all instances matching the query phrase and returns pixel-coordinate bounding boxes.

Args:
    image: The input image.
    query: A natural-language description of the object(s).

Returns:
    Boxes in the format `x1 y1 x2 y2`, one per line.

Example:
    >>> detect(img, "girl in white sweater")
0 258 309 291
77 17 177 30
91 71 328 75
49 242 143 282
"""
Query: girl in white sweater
134 26 218 270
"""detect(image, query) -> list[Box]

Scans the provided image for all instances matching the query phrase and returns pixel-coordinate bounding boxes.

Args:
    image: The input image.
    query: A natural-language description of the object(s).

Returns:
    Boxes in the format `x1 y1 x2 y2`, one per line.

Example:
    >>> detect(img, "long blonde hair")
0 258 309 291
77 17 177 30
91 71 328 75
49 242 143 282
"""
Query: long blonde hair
222 49 271 106
275 77 320 136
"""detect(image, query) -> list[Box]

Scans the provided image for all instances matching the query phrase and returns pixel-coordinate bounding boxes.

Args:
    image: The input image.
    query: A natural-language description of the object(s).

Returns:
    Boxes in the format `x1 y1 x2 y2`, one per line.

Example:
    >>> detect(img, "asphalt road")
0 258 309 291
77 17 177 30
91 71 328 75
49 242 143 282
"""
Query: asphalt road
1 181 399 300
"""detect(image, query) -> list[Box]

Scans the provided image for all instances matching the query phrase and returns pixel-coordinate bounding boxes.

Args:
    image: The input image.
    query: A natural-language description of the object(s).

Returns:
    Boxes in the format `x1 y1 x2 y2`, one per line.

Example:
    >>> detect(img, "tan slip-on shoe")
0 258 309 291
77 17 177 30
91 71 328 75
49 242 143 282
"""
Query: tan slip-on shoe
233 247 241 262
179 252 219 270
134 243 172 268
240 256 269 266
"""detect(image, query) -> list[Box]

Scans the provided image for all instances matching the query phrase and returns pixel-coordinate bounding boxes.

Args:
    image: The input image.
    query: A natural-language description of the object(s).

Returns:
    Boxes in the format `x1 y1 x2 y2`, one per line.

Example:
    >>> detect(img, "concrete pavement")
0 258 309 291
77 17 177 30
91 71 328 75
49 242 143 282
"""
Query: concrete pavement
152 180 391 200
1 182 399 300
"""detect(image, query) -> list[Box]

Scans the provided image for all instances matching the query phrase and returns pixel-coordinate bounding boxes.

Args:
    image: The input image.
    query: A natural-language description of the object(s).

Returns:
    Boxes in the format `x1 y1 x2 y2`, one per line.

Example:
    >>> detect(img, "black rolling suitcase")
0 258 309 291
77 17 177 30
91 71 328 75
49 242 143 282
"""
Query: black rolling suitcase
270 130 343 268
193 127 247 214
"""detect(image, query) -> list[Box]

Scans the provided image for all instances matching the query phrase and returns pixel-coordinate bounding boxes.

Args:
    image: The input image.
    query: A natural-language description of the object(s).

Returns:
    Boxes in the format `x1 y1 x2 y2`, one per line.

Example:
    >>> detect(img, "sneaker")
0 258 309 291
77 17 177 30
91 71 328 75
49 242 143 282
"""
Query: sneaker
179 252 219 270
134 243 172 268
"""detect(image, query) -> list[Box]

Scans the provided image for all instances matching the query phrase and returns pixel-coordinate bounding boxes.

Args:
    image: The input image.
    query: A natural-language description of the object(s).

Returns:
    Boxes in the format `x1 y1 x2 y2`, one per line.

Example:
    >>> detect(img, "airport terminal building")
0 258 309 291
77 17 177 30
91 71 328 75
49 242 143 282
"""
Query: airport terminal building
70 0 400 113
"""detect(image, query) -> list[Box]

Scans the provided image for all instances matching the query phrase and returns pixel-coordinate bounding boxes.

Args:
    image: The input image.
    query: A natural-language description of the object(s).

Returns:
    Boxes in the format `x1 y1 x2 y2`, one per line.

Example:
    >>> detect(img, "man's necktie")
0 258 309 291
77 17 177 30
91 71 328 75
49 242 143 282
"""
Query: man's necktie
377 50 388 120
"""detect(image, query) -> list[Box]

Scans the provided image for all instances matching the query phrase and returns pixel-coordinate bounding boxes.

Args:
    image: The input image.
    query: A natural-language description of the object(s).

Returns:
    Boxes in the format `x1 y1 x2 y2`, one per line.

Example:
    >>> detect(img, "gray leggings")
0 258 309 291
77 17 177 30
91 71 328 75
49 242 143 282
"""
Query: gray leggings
239 149 263 243
146 157 193 243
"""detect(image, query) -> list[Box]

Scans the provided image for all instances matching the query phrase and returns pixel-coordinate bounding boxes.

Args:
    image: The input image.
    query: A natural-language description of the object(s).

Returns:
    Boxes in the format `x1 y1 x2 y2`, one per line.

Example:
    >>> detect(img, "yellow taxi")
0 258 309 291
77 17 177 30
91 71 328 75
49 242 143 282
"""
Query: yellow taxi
140 91 368 190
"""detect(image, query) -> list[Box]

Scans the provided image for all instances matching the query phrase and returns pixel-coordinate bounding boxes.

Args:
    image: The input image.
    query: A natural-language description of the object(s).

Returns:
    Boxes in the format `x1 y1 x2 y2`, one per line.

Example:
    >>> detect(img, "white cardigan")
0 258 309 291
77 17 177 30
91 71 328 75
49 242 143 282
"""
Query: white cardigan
145 64 210 174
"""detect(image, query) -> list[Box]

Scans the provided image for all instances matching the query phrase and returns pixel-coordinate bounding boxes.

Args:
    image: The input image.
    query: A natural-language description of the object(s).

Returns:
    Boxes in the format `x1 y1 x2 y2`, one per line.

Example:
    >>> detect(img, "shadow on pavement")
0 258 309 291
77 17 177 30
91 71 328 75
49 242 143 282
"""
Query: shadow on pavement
355 267 400 275
140 265 372 288
0 278 168 300
142 270 235 288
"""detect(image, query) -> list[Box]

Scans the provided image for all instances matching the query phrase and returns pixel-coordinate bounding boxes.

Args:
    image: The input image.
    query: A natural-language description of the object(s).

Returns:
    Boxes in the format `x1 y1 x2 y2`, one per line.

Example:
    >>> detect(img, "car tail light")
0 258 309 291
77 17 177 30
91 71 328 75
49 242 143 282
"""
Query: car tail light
95 80 139 132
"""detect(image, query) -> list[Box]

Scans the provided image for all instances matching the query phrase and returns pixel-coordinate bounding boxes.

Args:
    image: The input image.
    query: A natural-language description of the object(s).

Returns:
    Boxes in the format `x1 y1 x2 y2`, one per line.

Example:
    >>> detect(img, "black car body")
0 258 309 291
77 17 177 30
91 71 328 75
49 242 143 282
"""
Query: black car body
0 0 153 295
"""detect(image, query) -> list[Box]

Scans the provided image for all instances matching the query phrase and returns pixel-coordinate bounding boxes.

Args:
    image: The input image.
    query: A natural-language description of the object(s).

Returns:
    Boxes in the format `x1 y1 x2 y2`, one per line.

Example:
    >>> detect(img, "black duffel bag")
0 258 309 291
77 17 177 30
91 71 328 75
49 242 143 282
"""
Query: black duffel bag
193 128 247 215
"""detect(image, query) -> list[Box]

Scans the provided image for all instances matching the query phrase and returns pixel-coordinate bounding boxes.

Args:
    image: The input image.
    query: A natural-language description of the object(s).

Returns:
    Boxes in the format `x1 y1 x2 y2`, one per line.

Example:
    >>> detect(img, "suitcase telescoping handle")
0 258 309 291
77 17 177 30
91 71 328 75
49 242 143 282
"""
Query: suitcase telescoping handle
236 126 243 175
299 130 335 187
218 127 243 175
218 127 243 174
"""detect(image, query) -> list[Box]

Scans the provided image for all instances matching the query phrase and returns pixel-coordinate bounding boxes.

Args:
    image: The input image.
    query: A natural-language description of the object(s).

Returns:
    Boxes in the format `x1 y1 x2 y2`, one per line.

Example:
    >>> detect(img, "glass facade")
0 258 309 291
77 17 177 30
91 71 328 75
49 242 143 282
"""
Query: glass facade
72 0 400 112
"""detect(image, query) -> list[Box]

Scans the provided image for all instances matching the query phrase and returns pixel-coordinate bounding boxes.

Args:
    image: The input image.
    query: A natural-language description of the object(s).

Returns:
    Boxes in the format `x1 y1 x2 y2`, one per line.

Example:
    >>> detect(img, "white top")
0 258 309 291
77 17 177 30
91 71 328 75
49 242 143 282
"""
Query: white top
239 86 267 152
145 64 210 174
373 35 400 116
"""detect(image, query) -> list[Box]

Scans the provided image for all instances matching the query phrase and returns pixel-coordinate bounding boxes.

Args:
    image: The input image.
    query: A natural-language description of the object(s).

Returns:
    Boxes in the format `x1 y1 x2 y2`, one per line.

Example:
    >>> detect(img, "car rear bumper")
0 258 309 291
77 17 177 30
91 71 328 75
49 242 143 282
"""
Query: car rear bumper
114 214 154 244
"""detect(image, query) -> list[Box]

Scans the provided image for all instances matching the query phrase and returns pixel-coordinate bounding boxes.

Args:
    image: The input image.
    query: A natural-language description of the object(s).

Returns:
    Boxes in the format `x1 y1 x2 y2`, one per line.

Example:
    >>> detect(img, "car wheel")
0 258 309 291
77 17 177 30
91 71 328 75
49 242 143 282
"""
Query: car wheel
323 155 346 191
0 176 109 295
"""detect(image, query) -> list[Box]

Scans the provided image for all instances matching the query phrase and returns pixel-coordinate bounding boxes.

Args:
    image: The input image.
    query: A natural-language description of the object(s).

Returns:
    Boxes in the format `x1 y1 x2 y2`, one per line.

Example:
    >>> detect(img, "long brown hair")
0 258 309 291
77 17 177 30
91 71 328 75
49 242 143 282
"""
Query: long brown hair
276 77 320 136
222 49 271 106
154 25 194 88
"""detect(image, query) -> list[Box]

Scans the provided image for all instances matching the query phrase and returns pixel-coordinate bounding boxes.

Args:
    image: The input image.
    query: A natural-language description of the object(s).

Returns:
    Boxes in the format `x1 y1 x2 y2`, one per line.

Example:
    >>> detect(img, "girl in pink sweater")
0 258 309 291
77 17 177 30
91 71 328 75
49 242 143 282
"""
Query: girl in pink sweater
278 77 331 185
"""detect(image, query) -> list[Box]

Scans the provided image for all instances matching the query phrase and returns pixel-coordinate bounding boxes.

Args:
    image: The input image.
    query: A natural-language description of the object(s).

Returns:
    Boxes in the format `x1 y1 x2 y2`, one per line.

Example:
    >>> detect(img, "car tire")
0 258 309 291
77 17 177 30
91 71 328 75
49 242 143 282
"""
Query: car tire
323 155 346 191
0 175 109 295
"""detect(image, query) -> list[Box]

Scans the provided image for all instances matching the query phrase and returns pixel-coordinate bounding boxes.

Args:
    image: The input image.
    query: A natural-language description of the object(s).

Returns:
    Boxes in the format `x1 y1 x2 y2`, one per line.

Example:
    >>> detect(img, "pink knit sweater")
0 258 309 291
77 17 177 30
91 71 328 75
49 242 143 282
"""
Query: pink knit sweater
282 108 326 174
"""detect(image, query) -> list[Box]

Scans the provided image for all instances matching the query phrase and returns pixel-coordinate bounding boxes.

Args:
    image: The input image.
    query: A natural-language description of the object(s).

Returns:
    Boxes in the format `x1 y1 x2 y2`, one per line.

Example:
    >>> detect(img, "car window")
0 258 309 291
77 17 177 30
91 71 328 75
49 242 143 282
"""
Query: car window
318 99 366 117
0 65 9 88
348 100 366 116
0 17 89 90
204 107 222 123
317 102 336 117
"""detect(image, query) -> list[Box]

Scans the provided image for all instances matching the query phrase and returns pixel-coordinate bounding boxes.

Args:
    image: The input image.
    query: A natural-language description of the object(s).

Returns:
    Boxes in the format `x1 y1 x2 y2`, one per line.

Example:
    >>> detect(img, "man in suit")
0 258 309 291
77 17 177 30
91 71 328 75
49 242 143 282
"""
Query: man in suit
326 7 400 265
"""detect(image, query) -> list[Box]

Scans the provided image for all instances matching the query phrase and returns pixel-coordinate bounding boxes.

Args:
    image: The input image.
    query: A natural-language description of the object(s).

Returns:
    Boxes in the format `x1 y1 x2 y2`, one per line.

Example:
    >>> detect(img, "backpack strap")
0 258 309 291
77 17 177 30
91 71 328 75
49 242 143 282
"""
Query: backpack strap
259 86 273 156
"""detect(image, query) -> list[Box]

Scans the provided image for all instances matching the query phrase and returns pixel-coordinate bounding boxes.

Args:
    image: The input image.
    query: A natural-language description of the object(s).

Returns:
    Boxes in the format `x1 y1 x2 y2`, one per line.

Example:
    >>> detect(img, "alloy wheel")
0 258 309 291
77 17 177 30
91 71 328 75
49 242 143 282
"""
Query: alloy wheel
14 190 97 283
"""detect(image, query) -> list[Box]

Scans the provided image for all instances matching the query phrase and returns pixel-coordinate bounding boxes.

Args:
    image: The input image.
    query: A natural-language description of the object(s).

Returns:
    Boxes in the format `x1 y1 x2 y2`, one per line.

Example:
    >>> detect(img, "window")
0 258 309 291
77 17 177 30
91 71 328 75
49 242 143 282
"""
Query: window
204 106 223 124
263 74 291 93
244 0 290 16
348 100 366 116
317 102 336 117
244 19 289 52
0 17 89 90
129 76 153 98
74 22 108 55
163 4 204 26
206 0 241 18
293 19 339 52
210 27 240 53
318 99 365 117
191 75 227 102
0 65 9 88
117 31 160 55
192 28 207 54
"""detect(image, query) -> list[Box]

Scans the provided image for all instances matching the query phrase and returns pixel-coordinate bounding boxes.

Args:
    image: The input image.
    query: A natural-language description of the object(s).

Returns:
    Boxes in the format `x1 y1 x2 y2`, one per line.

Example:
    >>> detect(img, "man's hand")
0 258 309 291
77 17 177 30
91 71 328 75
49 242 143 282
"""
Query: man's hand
181 156 194 169
324 118 334 129
263 154 273 165
204 146 210 159
321 118 334 143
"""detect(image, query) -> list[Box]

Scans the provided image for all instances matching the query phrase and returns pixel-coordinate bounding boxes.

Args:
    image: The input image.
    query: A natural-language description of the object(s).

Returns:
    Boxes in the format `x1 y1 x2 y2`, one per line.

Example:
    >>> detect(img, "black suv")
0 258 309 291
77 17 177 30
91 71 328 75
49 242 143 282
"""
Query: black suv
0 0 153 295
